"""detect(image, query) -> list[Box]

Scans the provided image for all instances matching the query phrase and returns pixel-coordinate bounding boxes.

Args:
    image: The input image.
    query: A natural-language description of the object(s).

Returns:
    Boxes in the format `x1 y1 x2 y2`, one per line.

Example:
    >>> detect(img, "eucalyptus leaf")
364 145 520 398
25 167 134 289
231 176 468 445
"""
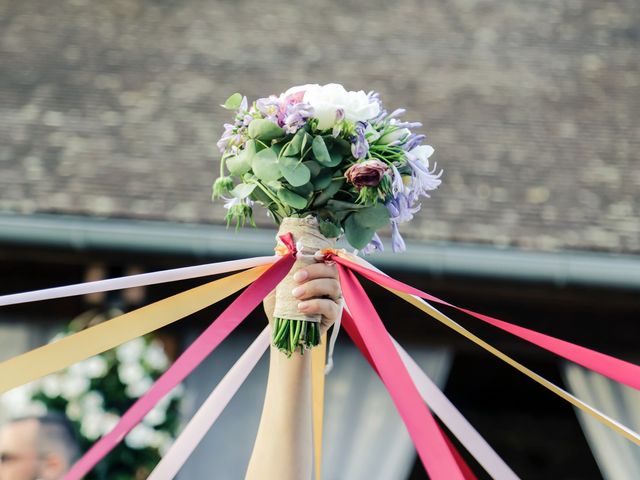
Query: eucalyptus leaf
312 179 345 208
291 182 314 198
312 136 336 167
248 119 285 142
319 219 342 238
282 129 306 157
303 161 322 178
352 202 390 230
226 140 255 175
252 147 281 182
222 93 243 110
231 183 256 199
280 157 311 187
277 188 308 210
326 199 367 211
333 138 352 155
312 168 333 189
344 214 376 249
250 186 274 206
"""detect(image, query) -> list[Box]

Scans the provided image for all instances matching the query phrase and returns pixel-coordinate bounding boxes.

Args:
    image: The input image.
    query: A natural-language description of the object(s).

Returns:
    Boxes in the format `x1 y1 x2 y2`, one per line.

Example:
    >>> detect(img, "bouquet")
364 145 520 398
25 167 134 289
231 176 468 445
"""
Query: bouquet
212 83 442 356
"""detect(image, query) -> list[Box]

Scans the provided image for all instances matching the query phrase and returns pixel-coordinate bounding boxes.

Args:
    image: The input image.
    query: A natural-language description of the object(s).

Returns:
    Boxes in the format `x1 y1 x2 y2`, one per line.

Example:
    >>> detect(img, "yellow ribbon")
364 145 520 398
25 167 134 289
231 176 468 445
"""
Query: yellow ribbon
391 288 640 446
311 334 327 480
0 265 269 394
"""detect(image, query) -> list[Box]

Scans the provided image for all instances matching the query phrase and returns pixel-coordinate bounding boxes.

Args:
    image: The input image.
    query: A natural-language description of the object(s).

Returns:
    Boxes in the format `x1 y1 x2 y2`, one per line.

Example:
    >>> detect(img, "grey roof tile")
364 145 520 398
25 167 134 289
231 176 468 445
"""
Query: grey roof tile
0 0 638 253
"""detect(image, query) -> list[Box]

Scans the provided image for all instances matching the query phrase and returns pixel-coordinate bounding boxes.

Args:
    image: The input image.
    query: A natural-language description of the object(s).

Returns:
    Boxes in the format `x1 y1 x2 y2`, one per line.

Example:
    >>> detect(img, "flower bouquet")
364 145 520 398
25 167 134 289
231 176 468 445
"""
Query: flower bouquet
213 83 442 356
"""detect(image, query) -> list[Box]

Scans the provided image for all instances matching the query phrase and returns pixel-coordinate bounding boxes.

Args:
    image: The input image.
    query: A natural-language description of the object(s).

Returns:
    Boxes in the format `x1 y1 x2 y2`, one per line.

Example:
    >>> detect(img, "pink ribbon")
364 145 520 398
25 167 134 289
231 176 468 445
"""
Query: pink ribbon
64 252 295 480
332 255 640 392
337 265 466 479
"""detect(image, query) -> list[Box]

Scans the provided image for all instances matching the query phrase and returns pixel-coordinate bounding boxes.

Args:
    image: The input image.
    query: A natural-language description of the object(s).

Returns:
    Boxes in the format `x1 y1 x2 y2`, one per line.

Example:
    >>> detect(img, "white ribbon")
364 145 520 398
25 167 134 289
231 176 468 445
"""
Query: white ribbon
148 327 270 480
0 256 277 306
393 338 520 480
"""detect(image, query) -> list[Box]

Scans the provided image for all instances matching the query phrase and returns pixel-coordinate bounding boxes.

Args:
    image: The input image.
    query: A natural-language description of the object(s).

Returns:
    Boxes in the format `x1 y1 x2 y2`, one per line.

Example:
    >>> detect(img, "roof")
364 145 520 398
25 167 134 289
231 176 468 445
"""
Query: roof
0 0 638 254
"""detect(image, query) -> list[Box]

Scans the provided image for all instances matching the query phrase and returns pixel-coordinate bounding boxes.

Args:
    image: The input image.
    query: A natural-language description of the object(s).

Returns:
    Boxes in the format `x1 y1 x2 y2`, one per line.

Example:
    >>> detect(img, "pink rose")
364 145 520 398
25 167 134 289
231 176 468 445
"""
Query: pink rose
345 160 390 189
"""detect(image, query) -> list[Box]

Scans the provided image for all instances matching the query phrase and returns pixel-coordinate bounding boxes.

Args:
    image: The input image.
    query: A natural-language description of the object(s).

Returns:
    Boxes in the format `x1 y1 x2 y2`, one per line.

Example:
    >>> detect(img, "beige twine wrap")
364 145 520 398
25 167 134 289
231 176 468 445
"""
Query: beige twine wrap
274 216 335 322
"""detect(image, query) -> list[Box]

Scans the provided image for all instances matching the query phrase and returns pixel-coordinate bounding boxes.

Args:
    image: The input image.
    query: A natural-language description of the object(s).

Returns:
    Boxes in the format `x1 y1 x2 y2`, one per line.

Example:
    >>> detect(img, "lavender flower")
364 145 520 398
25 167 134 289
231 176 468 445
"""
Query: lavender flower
403 133 426 151
406 145 442 201
282 101 313 134
351 121 369 160
361 232 384 255
387 192 420 224
390 221 406 253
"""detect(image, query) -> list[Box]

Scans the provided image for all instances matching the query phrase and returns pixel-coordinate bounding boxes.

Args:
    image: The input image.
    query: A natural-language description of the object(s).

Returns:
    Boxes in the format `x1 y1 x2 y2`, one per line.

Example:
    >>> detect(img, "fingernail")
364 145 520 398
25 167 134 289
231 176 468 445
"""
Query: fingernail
298 302 309 311
292 287 304 298
293 270 308 282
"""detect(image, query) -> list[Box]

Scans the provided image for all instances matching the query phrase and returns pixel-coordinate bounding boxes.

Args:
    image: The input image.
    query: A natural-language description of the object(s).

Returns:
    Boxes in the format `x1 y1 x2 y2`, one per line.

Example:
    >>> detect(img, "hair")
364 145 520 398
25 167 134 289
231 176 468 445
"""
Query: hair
8 412 81 467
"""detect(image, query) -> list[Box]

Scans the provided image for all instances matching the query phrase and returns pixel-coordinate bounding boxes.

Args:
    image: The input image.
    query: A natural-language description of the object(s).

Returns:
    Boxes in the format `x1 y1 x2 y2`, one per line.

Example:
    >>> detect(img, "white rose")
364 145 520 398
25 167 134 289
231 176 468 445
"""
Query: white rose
303 83 380 130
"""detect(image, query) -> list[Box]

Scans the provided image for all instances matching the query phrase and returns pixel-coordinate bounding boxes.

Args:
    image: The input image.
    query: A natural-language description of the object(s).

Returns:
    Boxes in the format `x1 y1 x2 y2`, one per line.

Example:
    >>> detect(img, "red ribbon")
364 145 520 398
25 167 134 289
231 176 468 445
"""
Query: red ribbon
65 254 295 480
337 264 466 479
341 309 477 479
332 254 640 392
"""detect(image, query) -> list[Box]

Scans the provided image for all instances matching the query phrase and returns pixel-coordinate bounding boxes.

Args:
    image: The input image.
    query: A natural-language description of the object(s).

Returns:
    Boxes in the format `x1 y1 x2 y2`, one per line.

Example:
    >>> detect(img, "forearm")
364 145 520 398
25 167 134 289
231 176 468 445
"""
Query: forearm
245 345 313 480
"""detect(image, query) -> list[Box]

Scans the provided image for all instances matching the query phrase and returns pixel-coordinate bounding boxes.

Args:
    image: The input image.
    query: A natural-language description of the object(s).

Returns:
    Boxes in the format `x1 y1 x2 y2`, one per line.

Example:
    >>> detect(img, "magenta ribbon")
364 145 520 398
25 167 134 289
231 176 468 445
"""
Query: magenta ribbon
64 247 295 480
337 264 466 479
341 308 478 479
332 254 640 392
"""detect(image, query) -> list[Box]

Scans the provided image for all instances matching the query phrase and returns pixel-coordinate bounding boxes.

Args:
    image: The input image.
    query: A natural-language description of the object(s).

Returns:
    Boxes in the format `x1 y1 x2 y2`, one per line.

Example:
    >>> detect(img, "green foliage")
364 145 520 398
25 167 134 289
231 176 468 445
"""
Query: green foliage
252 147 281 182
248 119 285 142
221 93 243 110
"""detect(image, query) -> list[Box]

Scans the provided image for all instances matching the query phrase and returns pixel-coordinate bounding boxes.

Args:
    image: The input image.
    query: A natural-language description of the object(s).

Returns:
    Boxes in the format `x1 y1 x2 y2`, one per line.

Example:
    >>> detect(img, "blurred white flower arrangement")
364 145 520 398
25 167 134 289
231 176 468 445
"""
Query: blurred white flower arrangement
2 309 183 480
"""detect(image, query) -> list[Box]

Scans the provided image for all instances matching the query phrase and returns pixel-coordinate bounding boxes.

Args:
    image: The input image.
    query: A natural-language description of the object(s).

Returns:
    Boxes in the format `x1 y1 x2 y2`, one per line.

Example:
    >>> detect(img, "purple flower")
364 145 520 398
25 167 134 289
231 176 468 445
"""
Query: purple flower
351 121 370 160
282 102 313 134
361 232 384 255
387 192 420 224
390 221 406 253
406 145 442 201
403 134 426 151
389 164 405 196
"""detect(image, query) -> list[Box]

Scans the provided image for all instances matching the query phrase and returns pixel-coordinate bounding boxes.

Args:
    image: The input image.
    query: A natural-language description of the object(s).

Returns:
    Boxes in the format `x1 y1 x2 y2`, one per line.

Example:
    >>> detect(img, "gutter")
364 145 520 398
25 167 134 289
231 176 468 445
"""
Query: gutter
0 212 639 290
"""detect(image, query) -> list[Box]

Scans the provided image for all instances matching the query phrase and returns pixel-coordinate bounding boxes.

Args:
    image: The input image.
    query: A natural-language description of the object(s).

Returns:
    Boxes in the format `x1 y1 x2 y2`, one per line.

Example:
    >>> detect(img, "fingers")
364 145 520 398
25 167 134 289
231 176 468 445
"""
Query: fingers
293 262 338 283
292 278 341 301
297 297 341 321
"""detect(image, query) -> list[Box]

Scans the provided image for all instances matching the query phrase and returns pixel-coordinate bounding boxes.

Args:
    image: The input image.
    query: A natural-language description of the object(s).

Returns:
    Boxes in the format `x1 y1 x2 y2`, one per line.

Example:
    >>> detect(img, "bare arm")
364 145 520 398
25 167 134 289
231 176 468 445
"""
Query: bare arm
245 262 342 480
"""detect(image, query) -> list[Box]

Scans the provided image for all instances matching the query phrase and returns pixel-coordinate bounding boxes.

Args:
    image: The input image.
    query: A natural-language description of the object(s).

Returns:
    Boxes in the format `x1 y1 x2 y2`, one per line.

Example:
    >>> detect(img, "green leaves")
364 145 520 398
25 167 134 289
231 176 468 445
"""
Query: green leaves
343 203 390 249
277 188 308 209
252 147 281 182
221 93 243 110
279 157 311 187
226 140 255 175
230 183 256 199
318 218 341 238
282 129 310 157
312 136 341 167
248 119 284 142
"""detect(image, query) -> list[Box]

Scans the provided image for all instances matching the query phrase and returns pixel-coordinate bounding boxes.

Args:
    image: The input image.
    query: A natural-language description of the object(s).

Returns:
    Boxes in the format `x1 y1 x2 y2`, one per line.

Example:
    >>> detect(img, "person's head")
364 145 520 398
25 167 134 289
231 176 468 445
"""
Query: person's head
0 412 80 480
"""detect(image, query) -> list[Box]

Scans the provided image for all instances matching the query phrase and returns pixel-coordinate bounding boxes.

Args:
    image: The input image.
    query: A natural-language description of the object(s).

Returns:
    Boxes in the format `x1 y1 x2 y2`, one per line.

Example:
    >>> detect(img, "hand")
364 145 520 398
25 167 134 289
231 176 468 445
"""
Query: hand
263 261 342 336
